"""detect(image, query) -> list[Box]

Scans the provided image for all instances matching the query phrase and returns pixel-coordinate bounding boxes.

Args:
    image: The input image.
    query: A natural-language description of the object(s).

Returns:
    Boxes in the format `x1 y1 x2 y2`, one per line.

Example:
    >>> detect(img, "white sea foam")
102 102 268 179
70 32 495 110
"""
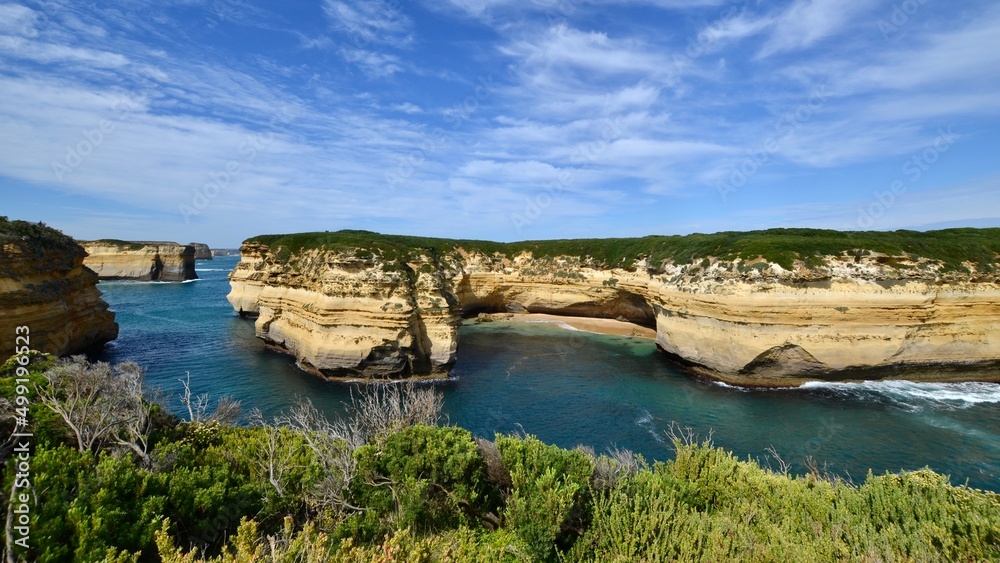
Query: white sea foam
800 380 1000 410
99 279 201 286
635 408 665 443
524 319 584 332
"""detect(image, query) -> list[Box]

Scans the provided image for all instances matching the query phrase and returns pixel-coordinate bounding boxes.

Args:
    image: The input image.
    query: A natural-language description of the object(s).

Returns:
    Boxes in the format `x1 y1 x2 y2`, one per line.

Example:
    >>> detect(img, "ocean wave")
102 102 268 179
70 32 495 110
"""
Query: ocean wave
195 268 232 272
635 408 665 443
524 319 584 332
100 279 201 286
711 381 766 393
800 380 1000 410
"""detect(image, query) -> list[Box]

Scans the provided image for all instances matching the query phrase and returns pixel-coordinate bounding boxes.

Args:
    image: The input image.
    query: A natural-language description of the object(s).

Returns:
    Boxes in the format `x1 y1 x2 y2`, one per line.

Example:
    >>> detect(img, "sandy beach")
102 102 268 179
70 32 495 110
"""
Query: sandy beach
471 312 657 339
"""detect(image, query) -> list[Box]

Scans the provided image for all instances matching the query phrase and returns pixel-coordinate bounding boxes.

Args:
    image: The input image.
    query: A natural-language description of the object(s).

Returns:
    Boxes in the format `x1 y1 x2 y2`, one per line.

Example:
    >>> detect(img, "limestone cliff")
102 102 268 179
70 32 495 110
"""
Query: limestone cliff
0 219 118 355
228 230 1000 386
228 242 460 378
190 243 213 260
81 241 197 281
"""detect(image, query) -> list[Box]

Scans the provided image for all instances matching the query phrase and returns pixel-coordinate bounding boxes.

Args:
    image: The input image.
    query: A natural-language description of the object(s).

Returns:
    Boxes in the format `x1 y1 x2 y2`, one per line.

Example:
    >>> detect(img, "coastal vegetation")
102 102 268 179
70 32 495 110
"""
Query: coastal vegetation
81 240 149 251
0 217 80 258
3 355 1000 561
247 227 1000 273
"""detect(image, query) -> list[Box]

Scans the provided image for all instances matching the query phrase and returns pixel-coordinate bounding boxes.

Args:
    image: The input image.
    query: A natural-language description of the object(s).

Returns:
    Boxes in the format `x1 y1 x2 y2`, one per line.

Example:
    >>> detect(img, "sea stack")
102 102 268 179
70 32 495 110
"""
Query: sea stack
0 218 118 355
190 243 213 260
80 240 198 281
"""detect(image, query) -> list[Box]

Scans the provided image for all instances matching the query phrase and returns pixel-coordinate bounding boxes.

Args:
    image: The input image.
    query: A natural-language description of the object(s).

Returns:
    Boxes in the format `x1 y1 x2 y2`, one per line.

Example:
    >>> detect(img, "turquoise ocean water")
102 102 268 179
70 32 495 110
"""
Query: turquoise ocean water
93 256 1000 491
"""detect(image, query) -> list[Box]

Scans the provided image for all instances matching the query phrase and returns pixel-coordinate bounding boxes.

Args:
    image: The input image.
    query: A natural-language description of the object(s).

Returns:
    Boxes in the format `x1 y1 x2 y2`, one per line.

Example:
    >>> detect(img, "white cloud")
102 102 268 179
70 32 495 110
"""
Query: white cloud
845 11 1000 92
391 102 423 114
323 0 412 47
338 48 403 77
2 0 999 244
0 3 38 37
502 24 671 78
758 0 877 58
775 121 925 167
779 6 1000 125
456 159 565 183
434 0 726 20
0 35 129 68
696 13 773 49
297 34 334 50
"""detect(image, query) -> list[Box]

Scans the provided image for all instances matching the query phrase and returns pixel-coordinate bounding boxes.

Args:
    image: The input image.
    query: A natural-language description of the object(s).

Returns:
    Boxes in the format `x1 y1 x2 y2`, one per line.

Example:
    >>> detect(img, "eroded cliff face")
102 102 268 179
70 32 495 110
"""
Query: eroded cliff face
229 240 1000 386
229 242 461 378
643 260 1000 386
81 241 197 281
1 225 118 355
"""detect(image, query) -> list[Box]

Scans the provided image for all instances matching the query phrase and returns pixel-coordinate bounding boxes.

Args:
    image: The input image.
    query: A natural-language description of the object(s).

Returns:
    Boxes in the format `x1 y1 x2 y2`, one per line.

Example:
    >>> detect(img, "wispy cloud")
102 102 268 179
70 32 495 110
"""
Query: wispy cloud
338 48 403 77
1 0 998 245
502 24 672 79
323 0 412 47
757 0 879 58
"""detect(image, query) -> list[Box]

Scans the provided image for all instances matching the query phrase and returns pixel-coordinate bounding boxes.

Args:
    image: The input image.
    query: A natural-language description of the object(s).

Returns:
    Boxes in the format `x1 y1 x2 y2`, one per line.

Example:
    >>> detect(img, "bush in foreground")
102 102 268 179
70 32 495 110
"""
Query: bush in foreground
3 356 999 561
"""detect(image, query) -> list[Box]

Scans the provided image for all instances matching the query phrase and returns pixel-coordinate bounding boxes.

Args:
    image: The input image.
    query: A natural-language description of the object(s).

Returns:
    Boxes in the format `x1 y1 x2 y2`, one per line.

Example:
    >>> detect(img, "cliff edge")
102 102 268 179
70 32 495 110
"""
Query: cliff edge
81 240 198 281
0 218 118 355
228 229 1000 386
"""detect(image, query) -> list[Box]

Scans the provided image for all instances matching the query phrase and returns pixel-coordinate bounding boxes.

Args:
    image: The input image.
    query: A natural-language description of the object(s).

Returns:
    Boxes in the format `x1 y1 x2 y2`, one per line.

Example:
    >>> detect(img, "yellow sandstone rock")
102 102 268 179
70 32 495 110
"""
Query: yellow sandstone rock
228 241 1000 386
0 233 118 355
81 241 197 281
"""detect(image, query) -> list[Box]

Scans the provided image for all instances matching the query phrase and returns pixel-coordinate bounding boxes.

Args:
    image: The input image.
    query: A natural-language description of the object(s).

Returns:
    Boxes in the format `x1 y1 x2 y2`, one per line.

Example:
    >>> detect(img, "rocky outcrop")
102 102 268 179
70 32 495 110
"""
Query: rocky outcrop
80 241 197 281
228 243 460 378
0 219 118 355
228 231 1000 386
190 243 213 260
645 273 1000 386
212 249 238 257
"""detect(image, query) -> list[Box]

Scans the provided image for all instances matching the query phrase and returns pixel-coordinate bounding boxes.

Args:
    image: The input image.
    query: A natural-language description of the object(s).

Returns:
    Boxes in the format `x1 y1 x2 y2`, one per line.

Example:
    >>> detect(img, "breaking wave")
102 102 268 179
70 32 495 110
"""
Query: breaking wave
799 380 1000 411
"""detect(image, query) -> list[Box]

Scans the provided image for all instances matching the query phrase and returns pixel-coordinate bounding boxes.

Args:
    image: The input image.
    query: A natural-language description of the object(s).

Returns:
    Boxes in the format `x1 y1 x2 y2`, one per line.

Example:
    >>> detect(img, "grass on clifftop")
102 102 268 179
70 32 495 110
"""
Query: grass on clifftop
81 239 157 251
247 228 1000 272
0 216 80 255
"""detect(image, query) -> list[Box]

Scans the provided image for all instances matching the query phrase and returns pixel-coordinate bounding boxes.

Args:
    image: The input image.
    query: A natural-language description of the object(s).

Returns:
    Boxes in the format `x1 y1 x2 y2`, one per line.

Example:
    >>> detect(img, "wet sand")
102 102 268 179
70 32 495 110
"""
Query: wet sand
473 313 657 339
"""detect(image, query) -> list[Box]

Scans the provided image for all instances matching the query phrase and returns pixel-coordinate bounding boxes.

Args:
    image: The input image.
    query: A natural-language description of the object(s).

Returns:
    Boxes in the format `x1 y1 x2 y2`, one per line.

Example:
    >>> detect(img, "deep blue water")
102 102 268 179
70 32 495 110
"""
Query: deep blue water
94 256 1000 491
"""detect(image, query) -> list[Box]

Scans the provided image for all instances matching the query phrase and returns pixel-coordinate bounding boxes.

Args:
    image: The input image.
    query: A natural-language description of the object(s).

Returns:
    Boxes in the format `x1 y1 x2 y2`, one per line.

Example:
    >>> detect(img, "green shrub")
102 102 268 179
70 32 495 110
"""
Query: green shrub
572 442 1000 562
496 435 594 560
7 357 1000 561
67 453 168 562
348 425 495 540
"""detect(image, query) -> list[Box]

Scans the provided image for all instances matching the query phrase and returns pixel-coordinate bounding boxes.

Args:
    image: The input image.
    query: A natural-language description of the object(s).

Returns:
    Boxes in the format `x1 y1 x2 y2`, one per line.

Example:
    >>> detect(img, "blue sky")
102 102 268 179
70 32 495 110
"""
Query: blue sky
1 0 998 247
